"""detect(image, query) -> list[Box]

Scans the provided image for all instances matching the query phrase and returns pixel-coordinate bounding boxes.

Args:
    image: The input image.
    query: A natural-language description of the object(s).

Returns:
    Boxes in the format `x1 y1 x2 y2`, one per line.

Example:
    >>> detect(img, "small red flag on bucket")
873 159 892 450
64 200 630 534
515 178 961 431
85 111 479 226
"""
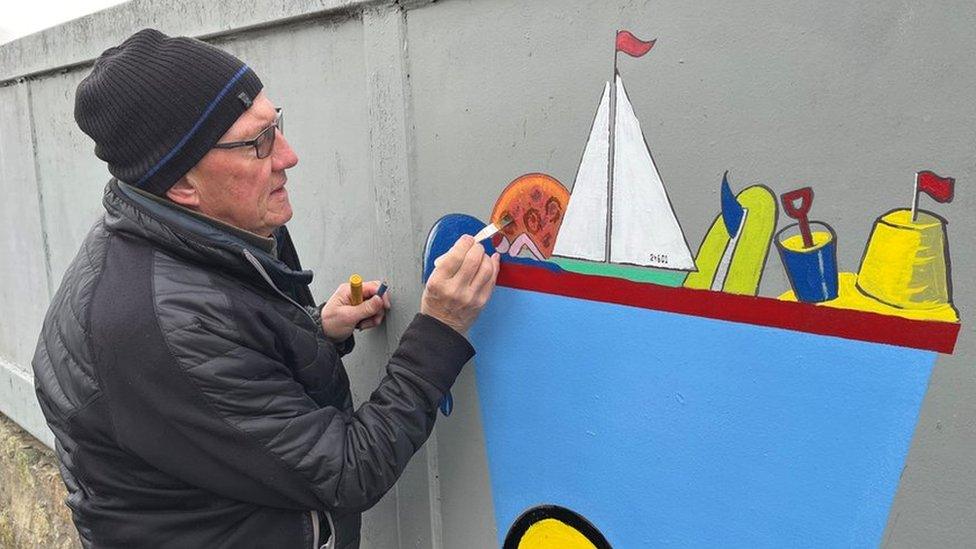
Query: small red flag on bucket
616 30 655 58
917 170 955 203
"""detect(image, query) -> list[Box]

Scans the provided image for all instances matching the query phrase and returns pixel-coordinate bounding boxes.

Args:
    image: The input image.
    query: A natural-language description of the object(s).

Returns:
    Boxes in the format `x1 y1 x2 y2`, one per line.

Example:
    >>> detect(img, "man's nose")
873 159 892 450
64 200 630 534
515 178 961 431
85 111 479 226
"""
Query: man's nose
272 130 298 170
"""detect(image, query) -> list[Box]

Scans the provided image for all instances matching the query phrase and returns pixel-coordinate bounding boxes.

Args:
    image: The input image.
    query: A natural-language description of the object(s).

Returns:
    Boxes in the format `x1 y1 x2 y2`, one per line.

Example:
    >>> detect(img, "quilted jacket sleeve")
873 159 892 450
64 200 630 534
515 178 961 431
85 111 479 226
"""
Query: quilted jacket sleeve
97 307 473 514
312 301 356 357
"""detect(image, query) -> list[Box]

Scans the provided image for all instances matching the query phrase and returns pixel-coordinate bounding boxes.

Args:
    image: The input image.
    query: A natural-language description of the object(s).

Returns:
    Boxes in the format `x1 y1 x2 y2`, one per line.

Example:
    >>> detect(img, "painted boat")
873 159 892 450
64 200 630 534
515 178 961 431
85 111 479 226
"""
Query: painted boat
551 74 696 286
468 261 959 548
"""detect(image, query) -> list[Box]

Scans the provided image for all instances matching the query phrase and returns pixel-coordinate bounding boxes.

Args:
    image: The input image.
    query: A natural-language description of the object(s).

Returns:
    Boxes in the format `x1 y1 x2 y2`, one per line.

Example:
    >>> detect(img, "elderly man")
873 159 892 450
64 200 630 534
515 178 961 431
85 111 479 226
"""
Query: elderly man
31 28 498 549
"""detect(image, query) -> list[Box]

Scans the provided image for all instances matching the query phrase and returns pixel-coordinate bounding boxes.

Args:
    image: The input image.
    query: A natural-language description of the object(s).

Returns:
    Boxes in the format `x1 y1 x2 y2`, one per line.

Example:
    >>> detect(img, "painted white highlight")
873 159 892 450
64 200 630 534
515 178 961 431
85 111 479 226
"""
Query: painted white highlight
552 82 610 261
710 209 749 291
553 76 696 270
511 234 544 259
495 234 546 260
910 171 919 222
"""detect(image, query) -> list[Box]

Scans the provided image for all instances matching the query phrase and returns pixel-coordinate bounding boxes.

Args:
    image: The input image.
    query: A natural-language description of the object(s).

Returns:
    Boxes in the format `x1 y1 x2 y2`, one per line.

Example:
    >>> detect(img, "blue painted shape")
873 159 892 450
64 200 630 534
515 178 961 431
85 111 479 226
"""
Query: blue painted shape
422 214 496 284
439 392 454 416
469 288 936 548
775 223 840 303
721 171 745 237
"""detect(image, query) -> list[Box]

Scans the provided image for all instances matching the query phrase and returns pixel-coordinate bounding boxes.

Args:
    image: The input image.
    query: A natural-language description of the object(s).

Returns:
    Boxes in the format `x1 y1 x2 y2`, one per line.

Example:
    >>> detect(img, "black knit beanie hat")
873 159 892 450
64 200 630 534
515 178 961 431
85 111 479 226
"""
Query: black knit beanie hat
75 28 263 195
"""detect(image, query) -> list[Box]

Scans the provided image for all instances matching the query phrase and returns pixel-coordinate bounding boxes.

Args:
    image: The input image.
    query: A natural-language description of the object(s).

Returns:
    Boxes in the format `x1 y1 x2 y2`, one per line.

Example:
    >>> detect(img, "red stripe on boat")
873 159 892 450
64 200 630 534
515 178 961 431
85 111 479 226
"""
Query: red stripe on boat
496 262 960 354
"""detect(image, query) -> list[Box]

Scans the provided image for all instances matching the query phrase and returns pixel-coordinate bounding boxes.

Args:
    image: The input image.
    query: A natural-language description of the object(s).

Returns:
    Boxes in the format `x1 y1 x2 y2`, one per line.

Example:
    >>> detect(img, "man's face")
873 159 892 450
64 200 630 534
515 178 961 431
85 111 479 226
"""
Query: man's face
169 92 298 237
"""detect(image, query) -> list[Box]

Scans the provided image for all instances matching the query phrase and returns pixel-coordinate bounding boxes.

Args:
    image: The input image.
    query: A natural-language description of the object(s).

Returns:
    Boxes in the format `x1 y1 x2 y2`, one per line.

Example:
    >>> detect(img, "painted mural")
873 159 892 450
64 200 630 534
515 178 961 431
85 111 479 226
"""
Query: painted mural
422 29 961 548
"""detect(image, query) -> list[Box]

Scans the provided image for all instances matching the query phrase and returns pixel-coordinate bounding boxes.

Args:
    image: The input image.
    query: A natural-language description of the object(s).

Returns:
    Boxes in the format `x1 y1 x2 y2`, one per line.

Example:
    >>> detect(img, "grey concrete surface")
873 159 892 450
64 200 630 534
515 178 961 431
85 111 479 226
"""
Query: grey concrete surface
361 6 439 548
0 359 54 448
0 0 379 83
0 0 974 547
28 70 111 284
0 81 57 448
0 83 50 367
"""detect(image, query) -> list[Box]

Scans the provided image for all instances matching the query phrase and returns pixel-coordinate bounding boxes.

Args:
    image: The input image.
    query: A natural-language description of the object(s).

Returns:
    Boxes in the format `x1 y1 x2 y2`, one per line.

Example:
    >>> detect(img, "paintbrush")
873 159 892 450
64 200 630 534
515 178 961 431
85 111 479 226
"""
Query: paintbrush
472 213 514 243
433 214 513 270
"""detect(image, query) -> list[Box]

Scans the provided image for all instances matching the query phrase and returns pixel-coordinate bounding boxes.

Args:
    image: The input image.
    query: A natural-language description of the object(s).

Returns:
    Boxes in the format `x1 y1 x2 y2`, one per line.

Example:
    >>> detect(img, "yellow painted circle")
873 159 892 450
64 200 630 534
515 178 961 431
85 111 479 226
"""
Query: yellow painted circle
517 518 598 549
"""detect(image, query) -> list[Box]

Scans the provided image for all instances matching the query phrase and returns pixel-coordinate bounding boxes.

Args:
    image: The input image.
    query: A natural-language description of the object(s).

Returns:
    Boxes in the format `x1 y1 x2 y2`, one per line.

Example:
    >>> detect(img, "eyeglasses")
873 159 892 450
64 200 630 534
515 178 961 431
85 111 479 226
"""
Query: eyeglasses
213 108 283 159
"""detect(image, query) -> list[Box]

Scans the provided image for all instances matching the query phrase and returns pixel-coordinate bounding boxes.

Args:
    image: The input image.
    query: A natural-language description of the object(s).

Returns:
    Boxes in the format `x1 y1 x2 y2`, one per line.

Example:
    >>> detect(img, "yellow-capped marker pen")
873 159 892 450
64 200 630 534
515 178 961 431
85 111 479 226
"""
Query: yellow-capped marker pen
349 274 363 306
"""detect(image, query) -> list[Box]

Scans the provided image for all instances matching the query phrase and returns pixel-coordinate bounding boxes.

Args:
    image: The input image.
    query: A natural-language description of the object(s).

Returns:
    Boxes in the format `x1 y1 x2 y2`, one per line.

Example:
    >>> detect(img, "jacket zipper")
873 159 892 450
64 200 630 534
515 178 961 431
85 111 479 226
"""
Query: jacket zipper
309 510 336 549
242 249 317 324
310 511 319 549
244 250 336 549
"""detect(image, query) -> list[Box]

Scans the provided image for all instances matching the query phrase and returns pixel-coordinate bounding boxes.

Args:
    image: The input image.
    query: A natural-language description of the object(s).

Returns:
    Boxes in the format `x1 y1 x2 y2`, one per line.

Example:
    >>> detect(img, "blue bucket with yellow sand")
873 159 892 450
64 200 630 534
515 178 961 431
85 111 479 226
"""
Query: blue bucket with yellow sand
775 221 839 302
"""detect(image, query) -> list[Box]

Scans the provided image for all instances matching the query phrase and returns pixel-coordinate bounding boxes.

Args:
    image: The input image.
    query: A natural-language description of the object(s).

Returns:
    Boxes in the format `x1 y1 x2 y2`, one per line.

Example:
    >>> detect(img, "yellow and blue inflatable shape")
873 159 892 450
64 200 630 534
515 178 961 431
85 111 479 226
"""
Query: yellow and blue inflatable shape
684 173 777 295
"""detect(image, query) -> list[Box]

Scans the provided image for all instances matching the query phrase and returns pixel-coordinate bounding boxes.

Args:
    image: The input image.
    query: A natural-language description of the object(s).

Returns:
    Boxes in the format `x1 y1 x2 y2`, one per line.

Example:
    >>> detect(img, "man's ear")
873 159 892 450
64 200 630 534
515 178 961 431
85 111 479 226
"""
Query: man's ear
165 176 201 208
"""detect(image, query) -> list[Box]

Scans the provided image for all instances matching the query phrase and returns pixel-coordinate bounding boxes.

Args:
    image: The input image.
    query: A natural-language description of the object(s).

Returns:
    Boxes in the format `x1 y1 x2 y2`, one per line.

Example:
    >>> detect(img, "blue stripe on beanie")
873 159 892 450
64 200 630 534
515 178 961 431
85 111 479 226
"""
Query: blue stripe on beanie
136 65 250 187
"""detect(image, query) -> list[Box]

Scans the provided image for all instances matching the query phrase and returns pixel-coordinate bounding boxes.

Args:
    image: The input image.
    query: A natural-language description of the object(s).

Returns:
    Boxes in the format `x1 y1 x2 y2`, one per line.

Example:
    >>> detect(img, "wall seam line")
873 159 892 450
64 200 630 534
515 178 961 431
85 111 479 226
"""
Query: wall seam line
25 80 54 300
397 7 446 548
362 3 439 546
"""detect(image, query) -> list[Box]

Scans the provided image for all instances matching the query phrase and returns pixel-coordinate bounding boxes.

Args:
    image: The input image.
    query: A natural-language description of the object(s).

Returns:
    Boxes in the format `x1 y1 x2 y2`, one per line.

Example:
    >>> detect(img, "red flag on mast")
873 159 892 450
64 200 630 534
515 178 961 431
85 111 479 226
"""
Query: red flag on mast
917 170 955 203
616 30 655 58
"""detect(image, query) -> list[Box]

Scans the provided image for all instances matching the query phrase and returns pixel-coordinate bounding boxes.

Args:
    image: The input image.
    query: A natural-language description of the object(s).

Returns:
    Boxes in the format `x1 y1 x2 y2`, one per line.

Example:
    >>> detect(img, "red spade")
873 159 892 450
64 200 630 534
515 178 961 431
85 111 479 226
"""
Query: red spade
781 187 815 249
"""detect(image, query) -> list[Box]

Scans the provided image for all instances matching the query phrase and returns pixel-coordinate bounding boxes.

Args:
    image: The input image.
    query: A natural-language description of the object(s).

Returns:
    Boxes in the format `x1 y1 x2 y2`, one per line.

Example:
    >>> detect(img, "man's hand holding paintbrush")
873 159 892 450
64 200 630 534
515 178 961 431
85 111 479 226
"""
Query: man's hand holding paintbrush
321 214 508 342
423 215 510 335
423 234 501 336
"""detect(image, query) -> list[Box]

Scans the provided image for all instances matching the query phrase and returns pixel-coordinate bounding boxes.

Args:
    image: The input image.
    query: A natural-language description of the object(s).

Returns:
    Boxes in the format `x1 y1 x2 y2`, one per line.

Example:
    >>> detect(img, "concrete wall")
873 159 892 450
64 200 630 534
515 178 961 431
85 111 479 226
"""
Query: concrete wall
1 0 974 547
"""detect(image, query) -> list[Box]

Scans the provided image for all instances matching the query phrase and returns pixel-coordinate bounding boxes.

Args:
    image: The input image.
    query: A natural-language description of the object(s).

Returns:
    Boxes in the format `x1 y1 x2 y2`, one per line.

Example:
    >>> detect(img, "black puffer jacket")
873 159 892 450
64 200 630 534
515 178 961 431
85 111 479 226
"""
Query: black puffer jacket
31 179 474 548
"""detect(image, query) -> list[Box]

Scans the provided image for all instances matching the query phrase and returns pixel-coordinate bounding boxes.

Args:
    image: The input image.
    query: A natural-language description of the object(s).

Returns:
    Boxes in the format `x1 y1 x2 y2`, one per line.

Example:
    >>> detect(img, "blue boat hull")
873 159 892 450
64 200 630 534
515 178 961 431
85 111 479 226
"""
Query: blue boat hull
469 287 936 547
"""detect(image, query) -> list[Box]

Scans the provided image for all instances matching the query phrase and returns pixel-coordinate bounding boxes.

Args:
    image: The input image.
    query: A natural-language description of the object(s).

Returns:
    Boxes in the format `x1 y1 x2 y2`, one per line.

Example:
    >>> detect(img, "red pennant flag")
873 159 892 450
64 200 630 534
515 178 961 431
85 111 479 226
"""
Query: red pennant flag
616 30 655 58
917 170 955 203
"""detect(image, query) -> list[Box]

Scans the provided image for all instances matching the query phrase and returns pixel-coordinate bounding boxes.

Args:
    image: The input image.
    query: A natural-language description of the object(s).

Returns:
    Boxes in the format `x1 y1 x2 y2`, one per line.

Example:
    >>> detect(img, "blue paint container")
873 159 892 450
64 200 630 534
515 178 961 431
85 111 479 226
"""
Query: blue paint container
775 221 839 303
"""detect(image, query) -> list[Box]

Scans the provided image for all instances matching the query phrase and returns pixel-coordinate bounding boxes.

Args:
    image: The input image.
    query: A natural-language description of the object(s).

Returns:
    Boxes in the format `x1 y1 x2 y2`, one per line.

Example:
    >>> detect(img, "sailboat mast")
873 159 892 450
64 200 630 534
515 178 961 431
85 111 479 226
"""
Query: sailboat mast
605 47 618 263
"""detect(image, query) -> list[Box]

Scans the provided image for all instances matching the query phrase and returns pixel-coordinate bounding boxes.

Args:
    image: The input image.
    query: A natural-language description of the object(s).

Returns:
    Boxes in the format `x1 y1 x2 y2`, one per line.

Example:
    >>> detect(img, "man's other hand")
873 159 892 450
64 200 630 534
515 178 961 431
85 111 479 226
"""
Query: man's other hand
421 235 501 335
321 279 392 341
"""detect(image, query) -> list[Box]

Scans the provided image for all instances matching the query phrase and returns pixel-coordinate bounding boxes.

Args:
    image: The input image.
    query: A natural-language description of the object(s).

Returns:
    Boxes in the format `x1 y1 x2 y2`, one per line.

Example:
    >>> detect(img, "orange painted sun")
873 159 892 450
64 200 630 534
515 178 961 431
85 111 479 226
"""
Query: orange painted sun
490 173 570 259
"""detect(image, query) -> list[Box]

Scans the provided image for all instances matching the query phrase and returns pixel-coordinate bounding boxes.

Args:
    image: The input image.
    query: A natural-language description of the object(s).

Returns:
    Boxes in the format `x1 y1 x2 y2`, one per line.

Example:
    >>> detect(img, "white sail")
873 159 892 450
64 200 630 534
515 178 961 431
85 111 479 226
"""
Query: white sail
552 82 611 261
610 75 696 270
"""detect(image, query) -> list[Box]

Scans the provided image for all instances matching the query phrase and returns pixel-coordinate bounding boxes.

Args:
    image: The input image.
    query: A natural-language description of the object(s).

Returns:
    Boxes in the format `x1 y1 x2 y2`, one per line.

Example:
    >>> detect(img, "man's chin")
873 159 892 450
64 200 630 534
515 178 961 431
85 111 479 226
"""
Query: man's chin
271 205 294 228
